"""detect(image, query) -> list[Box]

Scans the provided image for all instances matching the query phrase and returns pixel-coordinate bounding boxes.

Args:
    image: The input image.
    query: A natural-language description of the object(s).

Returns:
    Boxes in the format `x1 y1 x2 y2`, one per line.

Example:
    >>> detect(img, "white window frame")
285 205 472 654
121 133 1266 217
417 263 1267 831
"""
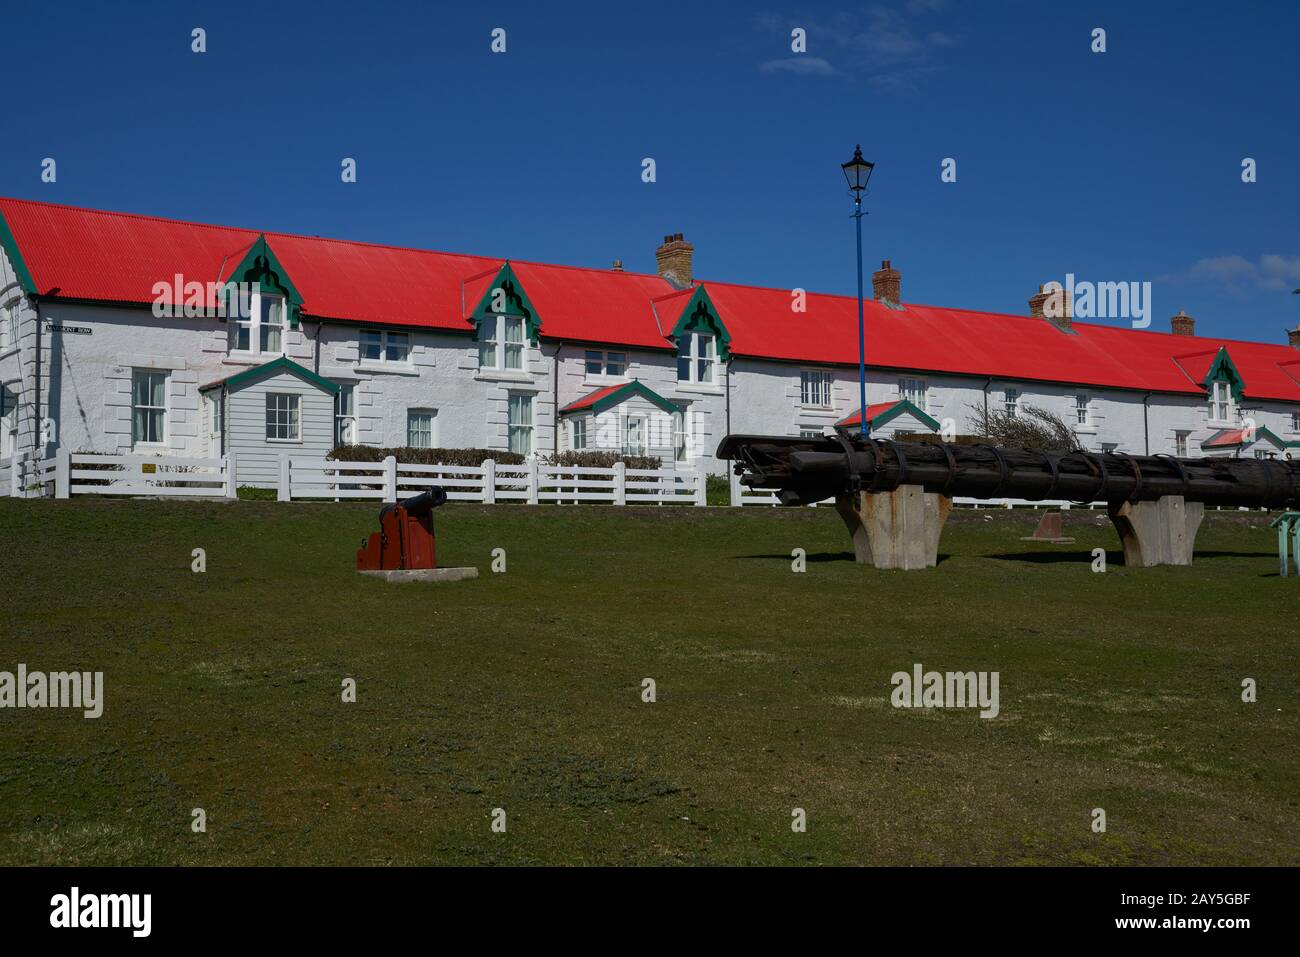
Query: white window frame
1174 430 1189 457
800 370 833 409
479 316 526 372
265 392 301 443
229 289 287 357
334 384 357 446
507 393 534 455
1208 380 1234 424
0 382 18 458
584 349 628 380
1004 388 1020 418
1291 412 1300 434
623 414 647 456
571 417 588 450
676 333 717 386
359 329 411 367
0 299 17 354
1074 394 1091 427
898 377 927 412
131 369 169 448
407 409 436 449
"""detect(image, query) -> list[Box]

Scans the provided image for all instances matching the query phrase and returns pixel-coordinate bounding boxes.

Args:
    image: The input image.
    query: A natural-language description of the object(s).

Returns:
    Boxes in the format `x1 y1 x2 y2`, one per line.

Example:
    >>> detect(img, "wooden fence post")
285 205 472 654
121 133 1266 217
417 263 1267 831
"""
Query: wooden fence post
382 455 397 503
224 452 238 500
9 451 21 498
729 469 743 507
54 448 70 499
614 461 626 506
483 459 496 504
693 468 706 507
527 457 539 505
278 455 291 502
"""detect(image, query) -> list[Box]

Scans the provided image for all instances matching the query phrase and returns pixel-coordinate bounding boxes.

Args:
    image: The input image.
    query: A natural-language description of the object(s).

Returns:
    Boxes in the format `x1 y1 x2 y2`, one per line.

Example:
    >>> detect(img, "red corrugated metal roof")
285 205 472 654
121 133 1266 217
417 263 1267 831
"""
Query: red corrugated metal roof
559 383 626 414
836 402 905 428
1202 428 1248 448
5 197 1300 402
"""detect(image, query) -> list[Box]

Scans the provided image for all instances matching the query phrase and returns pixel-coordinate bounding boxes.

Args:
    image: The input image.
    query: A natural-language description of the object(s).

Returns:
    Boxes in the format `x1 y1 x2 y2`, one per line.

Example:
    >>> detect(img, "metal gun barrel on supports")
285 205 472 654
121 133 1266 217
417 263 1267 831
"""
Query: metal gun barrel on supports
717 433 1300 569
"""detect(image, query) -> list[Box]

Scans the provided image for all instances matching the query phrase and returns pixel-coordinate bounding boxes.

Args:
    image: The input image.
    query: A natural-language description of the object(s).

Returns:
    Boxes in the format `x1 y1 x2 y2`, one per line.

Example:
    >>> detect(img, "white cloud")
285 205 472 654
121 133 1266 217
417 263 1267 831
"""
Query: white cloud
1162 254 1300 292
760 56 836 76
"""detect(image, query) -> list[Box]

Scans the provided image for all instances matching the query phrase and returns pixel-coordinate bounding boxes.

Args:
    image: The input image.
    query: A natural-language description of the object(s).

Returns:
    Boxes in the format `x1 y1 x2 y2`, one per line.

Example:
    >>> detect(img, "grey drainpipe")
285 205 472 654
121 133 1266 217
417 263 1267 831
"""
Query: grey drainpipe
982 376 992 434
1142 391 1151 455
726 356 734 436
552 341 564 455
31 296 42 458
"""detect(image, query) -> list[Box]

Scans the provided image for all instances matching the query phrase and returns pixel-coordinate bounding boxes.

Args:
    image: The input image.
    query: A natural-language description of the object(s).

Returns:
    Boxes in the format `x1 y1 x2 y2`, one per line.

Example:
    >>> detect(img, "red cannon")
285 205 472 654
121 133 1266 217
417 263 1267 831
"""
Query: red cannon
356 489 448 571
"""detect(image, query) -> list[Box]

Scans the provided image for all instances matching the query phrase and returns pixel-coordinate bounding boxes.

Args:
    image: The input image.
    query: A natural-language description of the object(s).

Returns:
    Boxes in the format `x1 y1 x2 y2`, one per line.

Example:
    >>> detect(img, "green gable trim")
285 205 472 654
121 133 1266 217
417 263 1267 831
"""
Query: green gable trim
0 208 39 296
1203 346 1246 401
873 398 942 433
466 262 542 344
667 286 731 360
199 356 339 395
223 235 304 329
565 380 681 417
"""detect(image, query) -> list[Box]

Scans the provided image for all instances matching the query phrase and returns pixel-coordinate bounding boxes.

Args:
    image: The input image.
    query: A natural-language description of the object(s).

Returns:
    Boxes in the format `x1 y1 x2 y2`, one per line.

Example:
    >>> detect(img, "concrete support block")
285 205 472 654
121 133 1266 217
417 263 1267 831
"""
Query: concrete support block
1108 495 1204 567
835 484 951 570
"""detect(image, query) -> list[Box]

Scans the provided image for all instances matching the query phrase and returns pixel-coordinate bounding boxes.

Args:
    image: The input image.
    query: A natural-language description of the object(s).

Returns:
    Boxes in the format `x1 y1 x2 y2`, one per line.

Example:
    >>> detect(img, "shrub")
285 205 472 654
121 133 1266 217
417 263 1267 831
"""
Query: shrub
966 403 1082 452
328 445 526 466
544 450 662 470
705 472 731 506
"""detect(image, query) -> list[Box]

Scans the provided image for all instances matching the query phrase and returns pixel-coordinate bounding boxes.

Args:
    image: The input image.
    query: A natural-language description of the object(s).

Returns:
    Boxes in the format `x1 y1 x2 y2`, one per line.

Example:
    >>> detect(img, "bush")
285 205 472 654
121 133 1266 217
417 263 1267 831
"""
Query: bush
328 446 526 466
705 473 731 506
543 450 662 470
966 403 1082 452
237 485 278 501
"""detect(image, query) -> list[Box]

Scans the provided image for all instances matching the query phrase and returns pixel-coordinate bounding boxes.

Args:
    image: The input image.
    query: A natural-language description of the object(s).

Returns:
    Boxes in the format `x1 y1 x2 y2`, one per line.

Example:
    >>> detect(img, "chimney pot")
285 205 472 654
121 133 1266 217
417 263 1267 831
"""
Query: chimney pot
612 259 624 272
1170 309 1195 336
871 260 901 304
1288 326 1300 350
655 233 694 288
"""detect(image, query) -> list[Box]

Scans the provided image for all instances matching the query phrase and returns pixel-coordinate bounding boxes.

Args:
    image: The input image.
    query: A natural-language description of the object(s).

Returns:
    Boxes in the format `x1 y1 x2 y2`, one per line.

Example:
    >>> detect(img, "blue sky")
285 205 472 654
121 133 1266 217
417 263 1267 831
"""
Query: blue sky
2 0 1297 343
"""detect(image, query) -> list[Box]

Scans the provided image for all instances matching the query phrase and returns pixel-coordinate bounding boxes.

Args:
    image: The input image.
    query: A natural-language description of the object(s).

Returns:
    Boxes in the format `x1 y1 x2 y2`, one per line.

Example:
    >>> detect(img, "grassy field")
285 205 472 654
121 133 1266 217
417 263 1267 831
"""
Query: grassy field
0 497 1296 866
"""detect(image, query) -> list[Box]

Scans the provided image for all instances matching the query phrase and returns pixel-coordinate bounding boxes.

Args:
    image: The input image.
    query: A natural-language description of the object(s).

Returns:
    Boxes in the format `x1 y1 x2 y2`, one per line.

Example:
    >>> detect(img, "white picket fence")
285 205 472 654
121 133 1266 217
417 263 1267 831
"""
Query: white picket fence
279 456 706 506
7 449 236 499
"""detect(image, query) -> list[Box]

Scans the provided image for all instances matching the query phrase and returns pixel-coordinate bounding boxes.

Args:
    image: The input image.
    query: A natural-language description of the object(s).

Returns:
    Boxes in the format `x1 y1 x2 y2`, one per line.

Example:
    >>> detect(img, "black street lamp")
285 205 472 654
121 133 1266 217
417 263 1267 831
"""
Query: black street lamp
842 145 875 438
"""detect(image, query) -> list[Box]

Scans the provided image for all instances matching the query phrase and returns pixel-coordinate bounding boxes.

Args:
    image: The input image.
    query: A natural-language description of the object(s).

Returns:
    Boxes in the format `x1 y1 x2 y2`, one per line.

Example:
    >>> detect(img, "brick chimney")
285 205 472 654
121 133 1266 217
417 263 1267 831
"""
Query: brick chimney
871 260 901 303
1289 326 1300 349
1029 283 1073 331
1170 309 1195 336
655 233 693 288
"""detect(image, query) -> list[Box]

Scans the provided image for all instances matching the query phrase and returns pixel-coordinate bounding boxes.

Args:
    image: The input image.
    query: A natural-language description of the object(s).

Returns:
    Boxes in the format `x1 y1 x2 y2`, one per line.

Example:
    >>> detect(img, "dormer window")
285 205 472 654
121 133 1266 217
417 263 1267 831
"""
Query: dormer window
479 316 525 371
1208 380 1234 423
676 333 716 385
228 288 286 357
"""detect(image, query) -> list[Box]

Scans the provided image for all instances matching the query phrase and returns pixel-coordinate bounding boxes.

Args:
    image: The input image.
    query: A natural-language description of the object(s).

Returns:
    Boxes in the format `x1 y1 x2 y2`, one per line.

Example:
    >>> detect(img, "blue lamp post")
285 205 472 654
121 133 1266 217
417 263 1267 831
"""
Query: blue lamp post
842 145 875 438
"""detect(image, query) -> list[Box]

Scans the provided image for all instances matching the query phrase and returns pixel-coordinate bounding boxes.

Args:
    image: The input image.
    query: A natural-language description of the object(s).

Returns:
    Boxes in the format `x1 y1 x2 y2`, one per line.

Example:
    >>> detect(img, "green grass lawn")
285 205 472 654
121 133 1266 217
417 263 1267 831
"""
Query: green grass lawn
0 498 1296 866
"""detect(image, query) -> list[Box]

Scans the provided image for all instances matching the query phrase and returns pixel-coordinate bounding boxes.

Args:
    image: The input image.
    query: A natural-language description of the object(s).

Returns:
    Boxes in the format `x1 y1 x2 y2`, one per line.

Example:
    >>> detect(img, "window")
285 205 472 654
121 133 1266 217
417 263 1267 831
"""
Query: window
1292 412 1300 433
1174 431 1189 457
1074 395 1090 426
131 370 168 446
229 290 286 356
572 418 588 450
479 316 526 371
407 410 435 448
899 377 927 411
207 393 223 436
1254 449 1275 460
584 350 627 378
673 411 688 461
623 415 646 455
360 329 410 365
259 295 284 353
0 300 16 352
265 393 300 441
676 333 717 385
1004 389 1020 417
0 383 18 457
801 370 833 408
508 393 533 454
1208 381 1233 422
799 428 822 439
334 384 356 446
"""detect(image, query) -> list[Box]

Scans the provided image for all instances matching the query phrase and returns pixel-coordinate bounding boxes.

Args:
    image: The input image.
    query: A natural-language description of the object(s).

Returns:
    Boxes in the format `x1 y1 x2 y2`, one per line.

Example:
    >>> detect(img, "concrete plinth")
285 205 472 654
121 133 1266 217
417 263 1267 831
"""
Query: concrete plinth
358 567 480 583
1107 496 1204 567
835 485 951 570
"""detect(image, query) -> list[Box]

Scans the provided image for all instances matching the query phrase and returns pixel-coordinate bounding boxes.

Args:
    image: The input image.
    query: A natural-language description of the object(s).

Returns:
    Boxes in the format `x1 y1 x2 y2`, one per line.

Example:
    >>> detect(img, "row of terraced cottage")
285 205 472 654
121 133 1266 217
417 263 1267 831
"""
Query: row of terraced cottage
1 197 1299 490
